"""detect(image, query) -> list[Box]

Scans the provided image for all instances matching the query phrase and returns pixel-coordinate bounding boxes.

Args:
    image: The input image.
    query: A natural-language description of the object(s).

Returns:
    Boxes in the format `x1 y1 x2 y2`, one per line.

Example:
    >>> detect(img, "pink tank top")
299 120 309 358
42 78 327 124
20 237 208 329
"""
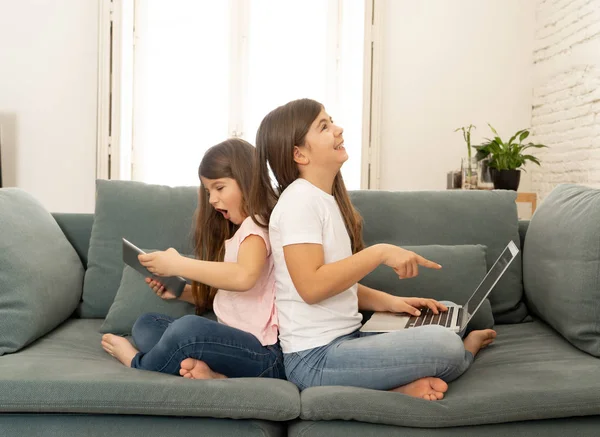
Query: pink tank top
213 217 278 346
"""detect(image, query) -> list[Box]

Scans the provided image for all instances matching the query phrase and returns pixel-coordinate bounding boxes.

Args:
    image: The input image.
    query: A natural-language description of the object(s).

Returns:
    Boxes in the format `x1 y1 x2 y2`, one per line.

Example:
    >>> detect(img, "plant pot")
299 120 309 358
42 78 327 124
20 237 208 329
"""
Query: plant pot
490 169 521 191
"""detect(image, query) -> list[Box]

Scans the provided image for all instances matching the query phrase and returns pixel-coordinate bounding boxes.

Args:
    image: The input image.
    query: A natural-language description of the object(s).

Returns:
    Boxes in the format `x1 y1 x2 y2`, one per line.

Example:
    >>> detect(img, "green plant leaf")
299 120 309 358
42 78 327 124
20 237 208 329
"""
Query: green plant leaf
523 155 541 165
521 143 548 151
488 123 501 137
508 129 526 146
479 126 548 171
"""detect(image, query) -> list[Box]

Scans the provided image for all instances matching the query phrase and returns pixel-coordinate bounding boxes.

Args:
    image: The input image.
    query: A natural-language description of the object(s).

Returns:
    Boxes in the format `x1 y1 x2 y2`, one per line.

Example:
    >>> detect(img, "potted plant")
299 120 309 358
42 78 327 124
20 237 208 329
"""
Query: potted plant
454 124 477 189
473 124 547 190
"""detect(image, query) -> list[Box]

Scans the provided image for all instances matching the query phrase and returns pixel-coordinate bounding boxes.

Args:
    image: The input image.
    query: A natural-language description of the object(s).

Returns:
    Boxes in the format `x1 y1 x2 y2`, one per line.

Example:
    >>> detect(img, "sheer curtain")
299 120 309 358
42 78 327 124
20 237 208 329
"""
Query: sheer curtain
131 0 364 188
132 1 230 186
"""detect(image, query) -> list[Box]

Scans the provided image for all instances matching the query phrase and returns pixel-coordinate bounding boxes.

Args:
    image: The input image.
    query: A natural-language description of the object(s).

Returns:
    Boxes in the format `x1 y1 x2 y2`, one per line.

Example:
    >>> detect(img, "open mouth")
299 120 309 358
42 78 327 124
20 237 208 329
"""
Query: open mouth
334 141 345 151
216 208 230 220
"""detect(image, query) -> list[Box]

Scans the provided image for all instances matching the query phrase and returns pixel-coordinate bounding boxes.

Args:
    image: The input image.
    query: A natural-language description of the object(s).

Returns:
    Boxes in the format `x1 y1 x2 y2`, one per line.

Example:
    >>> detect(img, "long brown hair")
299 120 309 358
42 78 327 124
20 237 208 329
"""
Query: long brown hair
192 138 255 314
249 98 364 253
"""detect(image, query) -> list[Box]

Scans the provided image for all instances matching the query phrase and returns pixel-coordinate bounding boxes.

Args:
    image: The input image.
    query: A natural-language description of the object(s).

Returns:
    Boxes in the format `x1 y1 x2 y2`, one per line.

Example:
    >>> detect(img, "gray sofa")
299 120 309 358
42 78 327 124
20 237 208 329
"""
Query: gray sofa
1 180 599 437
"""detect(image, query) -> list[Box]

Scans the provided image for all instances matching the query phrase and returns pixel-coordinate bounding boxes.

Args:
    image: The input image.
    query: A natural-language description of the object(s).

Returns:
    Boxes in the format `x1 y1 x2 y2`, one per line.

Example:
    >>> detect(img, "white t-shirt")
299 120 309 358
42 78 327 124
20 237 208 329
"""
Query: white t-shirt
269 178 362 353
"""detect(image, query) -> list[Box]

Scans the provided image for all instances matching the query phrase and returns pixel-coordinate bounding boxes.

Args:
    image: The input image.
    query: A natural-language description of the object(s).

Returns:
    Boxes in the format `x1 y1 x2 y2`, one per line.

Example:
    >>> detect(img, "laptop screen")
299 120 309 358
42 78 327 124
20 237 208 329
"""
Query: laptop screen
464 241 519 324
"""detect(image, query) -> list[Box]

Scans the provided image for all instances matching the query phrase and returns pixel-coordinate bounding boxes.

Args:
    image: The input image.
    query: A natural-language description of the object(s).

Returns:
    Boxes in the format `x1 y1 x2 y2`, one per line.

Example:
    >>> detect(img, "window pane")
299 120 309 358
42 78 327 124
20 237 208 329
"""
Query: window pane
244 0 330 144
243 0 364 189
130 0 365 189
132 0 230 186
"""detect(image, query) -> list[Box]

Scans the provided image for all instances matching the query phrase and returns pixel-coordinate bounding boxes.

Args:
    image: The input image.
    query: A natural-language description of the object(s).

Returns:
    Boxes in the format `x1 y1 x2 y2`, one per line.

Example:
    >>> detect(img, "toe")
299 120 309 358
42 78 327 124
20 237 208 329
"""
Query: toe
180 358 194 370
430 378 448 393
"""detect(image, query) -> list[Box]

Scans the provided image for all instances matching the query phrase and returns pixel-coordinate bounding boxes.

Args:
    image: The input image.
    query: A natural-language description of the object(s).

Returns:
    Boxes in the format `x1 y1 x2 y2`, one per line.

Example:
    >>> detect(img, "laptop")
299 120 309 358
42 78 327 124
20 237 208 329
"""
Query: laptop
122 238 187 298
360 240 519 334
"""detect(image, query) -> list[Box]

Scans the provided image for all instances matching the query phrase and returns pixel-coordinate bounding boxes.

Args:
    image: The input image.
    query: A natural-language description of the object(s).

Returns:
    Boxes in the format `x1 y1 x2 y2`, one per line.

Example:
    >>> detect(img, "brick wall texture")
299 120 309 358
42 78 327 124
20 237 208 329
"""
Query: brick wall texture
531 0 600 200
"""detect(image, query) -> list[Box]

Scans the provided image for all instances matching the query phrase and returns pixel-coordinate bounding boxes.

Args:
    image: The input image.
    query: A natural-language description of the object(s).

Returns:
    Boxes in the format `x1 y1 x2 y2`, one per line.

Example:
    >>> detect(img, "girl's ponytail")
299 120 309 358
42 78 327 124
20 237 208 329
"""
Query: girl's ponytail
332 173 364 254
249 140 278 228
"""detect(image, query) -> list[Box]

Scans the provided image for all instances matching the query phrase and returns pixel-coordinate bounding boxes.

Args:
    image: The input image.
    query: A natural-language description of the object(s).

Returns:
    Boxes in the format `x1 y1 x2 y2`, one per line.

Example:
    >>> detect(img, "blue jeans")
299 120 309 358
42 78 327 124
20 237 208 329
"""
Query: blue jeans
130 313 285 379
284 324 474 390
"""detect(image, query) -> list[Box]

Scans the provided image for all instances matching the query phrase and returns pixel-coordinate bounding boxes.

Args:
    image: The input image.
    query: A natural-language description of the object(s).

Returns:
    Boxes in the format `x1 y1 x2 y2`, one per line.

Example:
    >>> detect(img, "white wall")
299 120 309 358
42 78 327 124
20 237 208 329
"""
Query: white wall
377 0 536 192
0 0 98 213
530 0 600 201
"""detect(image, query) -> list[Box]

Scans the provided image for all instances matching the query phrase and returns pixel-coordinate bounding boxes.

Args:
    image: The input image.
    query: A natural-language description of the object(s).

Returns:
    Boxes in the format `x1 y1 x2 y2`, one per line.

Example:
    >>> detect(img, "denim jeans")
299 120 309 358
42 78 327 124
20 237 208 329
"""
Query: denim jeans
130 313 285 379
284 324 474 390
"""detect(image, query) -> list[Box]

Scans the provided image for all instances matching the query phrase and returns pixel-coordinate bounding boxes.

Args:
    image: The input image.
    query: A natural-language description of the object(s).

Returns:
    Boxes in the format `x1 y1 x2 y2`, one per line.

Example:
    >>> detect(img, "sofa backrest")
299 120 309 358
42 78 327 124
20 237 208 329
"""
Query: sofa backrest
53 213 94 269
53 203 531 278
52 186 527 324
350 189 527 324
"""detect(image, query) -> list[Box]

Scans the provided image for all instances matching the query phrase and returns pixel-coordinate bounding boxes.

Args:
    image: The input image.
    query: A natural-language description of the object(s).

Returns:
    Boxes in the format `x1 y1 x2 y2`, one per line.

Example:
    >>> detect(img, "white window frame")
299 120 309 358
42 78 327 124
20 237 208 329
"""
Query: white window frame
97 0 134 181
229 0 249 139
97 0 383 189
96 0 112 180
361 0 384 189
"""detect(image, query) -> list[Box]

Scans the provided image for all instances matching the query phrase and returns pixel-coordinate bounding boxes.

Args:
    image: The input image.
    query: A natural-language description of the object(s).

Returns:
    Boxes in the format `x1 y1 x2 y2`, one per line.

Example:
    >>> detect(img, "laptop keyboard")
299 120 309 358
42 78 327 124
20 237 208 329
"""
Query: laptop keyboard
403 306 462 329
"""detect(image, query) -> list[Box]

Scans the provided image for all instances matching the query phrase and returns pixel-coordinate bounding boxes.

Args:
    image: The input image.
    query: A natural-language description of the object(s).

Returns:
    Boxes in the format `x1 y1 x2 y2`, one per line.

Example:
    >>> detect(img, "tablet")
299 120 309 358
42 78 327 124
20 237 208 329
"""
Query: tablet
122 238 187 298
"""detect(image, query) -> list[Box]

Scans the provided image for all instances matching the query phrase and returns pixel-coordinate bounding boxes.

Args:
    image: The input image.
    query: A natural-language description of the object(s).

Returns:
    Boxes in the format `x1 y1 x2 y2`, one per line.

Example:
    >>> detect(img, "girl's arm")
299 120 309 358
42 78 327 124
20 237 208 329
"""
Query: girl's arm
284 244 383 304
283 243 441 305
357 283 447 315
139 235 267 292
356 283 396 312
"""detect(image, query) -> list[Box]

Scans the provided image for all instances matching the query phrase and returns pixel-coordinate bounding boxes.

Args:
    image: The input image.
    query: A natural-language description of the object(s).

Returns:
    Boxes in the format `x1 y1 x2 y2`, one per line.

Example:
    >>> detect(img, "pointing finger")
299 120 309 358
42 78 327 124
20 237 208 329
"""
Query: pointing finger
417 255 442 269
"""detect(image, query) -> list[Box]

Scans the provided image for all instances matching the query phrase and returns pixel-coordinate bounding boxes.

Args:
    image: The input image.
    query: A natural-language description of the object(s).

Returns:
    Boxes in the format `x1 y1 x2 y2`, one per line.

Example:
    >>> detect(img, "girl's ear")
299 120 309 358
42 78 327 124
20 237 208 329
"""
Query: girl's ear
293 146 310 166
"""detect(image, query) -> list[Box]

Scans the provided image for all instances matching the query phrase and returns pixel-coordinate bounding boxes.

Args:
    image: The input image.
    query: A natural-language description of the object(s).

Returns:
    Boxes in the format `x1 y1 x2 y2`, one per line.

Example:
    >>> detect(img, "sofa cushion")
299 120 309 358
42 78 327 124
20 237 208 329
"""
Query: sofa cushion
523 184 600 357
1 415 286 437
361 244 493 331
289 417 600 437
350 189 526 324
299 320 600 427
0 319 300 421
81 180 199 318
0 188 84 355
99 265 196 335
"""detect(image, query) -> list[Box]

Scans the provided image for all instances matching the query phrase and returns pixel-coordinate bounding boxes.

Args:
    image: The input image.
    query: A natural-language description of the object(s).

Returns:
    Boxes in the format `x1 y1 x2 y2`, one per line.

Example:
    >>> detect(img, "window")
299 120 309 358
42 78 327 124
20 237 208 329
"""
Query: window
107 0 366 189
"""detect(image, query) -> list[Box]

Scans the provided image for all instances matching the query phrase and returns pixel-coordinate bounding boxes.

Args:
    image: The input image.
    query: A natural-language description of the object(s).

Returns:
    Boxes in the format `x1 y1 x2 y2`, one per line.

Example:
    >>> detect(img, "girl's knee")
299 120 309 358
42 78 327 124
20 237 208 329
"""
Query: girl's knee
424 326 470 379
167 314 213 338
169 314 198 330
422 325 465 357
132 312 162 336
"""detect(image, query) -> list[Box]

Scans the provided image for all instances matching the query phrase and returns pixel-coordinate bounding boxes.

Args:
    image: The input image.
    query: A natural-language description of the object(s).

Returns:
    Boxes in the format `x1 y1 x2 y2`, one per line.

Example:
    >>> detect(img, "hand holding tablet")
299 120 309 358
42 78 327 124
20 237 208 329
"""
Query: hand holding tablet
122 238 187 298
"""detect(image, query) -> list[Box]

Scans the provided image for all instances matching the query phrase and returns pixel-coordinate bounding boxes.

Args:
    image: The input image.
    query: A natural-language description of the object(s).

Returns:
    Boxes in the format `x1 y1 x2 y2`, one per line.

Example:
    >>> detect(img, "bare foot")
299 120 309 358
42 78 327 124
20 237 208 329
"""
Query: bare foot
179 358 226 380
391 377 448 401
463 329 496 357
101 334 139 367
